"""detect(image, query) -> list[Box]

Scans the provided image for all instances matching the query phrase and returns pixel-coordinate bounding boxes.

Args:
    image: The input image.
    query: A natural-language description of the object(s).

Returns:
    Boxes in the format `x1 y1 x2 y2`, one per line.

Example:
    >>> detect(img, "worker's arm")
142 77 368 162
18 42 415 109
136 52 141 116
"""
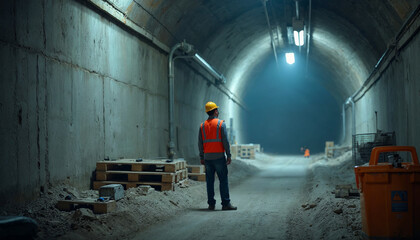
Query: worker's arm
221 122 231 163
198 126 204 164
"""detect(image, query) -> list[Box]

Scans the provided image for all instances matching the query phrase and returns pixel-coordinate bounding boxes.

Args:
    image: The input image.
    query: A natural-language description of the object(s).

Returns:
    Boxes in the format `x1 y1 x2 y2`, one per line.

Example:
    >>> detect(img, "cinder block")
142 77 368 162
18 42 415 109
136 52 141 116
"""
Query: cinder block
99 184 124 201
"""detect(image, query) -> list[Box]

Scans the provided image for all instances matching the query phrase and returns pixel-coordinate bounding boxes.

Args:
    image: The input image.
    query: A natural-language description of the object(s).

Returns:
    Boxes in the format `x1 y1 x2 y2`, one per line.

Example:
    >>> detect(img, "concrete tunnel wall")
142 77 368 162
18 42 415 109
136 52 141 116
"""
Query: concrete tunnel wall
0 0 235 205
343 9 420 153
353 30 420 151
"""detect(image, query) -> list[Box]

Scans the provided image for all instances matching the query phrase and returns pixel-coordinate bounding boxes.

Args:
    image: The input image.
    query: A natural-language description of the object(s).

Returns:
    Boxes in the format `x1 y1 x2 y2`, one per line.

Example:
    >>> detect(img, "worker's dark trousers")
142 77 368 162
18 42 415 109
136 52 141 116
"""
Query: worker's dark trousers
205 157 230 206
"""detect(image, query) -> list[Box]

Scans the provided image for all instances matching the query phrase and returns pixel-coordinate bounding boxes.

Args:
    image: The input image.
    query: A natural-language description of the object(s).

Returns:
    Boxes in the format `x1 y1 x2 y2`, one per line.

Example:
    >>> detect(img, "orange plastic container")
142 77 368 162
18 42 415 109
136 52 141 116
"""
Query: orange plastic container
354 146 420 239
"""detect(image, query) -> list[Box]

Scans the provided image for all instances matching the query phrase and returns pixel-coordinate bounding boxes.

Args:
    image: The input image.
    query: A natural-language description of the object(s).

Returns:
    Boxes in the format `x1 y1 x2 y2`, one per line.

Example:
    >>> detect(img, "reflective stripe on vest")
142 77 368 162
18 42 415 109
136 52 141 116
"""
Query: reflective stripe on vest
201 119 225 153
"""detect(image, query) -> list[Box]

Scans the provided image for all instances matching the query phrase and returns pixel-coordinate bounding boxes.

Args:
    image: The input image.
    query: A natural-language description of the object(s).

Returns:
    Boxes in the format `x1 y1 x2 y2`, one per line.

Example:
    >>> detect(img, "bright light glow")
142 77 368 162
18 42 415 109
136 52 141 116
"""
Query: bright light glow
293 30 304 46
285 52 295 64
299 31 304 46
293 31 299 46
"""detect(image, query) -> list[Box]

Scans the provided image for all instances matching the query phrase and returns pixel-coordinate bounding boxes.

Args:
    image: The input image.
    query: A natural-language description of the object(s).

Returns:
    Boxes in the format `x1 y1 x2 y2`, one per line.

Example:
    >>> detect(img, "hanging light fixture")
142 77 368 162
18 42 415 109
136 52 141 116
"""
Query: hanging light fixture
285 52 295 64
293 29 304 46
292 18 305 46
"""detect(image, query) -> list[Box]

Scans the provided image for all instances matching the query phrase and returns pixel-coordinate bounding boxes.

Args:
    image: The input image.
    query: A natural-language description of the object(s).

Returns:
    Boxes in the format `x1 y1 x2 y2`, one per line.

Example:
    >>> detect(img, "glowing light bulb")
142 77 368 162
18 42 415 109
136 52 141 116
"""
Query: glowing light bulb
293 30 304 46
285 52 295 64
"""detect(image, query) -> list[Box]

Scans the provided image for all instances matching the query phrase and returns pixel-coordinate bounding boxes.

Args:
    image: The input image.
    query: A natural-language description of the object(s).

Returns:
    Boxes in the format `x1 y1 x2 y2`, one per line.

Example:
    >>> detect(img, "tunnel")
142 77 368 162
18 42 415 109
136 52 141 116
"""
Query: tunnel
1 0 420 239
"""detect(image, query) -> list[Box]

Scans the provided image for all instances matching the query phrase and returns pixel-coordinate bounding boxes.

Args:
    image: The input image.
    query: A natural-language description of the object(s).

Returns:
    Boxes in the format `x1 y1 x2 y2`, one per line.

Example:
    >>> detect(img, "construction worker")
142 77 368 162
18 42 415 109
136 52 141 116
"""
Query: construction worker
304 147 310 158
198 102 237 211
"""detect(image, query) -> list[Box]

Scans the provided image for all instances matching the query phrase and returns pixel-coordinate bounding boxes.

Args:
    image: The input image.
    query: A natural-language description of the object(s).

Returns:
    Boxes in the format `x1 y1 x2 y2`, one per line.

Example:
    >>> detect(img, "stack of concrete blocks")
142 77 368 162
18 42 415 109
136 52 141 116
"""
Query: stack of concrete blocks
325 141 334 158
231 144 261 159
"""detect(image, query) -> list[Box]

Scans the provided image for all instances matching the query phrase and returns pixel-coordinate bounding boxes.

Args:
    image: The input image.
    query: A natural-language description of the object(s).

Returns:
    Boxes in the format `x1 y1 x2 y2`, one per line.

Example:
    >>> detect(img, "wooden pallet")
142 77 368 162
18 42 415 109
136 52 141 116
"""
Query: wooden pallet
93 181 174 191
96 159 186 173
175 169 188 183
96 170 176 183
56 198 116 214
187 165 205 174
188 173 206 182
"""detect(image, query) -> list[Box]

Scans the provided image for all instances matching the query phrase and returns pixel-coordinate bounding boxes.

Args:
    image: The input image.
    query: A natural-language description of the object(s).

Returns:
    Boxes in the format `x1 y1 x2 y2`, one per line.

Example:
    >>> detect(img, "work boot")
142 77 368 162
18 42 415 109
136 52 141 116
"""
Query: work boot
222 204 237 211
208 205 215 210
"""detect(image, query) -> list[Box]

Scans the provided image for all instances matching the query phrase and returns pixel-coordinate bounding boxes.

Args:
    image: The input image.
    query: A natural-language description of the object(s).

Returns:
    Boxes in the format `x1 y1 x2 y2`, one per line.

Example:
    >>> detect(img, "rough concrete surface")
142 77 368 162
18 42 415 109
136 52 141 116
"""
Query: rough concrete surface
352 27 420 152
346 9 420 149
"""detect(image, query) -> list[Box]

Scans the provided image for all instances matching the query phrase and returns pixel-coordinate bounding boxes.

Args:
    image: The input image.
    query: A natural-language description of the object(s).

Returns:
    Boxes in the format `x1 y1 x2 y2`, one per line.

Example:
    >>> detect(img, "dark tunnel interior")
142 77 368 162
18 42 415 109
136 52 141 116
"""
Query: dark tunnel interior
241 54 341 154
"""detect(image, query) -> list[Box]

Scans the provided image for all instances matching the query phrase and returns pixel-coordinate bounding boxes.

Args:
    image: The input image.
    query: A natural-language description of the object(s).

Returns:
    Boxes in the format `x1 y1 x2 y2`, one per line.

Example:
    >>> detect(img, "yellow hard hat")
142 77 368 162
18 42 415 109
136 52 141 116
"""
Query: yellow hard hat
205 102 219 112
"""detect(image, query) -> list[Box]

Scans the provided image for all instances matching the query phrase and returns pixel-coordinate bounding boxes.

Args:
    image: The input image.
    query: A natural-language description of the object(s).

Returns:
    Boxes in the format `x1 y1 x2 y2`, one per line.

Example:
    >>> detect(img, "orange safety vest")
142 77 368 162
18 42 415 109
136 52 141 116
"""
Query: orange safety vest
201 119 225 153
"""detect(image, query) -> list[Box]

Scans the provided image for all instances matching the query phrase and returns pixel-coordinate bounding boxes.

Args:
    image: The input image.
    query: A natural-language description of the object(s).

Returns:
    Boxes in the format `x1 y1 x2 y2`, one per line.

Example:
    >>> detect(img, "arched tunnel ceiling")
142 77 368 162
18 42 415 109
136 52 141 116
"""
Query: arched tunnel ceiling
108 0 419 102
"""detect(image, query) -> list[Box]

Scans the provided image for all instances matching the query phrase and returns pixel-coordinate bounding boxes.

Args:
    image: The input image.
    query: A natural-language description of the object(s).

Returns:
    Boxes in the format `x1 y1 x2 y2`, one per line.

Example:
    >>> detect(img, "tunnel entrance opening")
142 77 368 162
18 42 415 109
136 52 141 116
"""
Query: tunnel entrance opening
240 55 341 155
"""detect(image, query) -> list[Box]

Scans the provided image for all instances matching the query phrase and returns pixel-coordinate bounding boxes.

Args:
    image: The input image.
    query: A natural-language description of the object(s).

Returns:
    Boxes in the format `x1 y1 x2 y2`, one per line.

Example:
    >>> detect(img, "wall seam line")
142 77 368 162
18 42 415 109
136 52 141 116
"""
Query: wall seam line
102 76 106 160
44 56 50 188
36 55 41 191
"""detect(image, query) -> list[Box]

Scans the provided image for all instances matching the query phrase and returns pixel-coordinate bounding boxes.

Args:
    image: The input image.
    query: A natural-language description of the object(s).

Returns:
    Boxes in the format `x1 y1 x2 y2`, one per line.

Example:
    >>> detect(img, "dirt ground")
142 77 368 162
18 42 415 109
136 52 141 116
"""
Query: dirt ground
285 151 362 239
0 150 362 239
